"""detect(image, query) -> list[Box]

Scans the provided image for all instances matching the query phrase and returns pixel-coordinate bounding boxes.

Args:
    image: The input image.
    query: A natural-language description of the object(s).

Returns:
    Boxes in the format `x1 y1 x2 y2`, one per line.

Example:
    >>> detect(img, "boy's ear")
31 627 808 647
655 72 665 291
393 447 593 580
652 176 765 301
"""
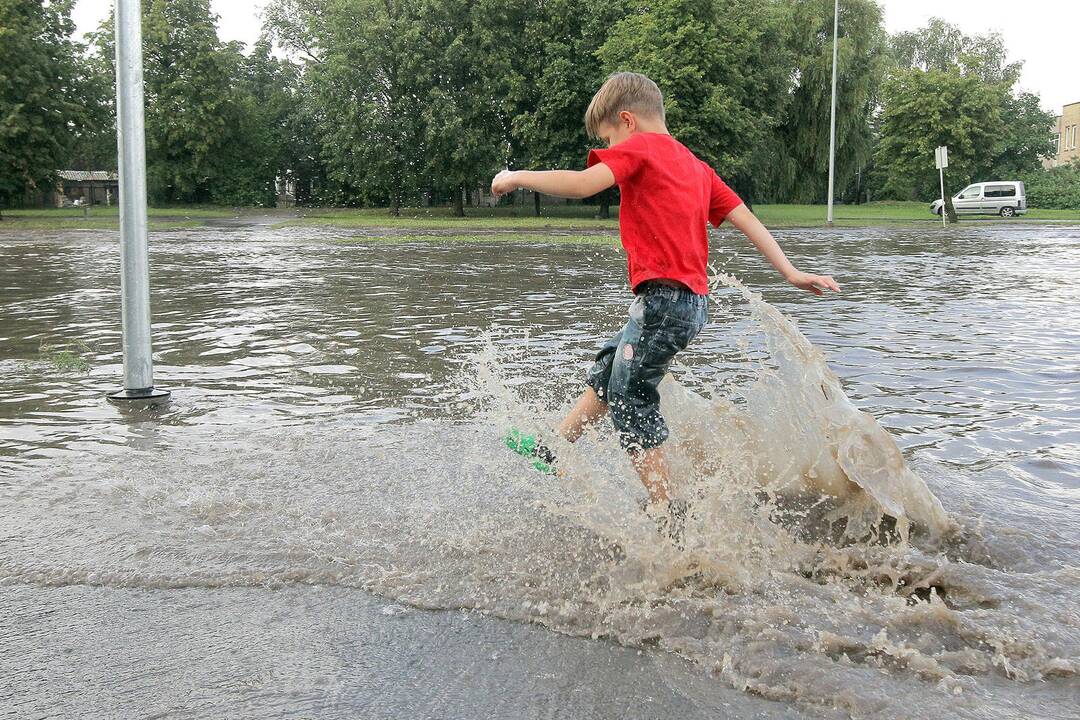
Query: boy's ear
618 110 635 130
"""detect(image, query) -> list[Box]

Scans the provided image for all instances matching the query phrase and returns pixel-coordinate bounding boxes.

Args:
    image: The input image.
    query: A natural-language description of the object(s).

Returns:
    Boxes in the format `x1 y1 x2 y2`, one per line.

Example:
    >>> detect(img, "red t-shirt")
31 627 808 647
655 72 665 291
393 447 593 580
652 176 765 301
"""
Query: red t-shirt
587 132 742 295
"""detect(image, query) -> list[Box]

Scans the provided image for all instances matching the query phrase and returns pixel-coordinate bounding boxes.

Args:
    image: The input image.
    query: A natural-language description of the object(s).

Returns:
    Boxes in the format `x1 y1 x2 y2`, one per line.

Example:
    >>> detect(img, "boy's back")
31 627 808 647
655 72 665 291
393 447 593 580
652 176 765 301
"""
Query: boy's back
587 132 742 295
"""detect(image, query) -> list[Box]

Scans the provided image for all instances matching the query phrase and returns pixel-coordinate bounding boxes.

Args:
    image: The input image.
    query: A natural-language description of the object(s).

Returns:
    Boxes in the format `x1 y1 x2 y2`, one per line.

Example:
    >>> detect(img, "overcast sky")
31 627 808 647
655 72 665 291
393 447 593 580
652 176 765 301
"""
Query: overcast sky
73 0 1077 112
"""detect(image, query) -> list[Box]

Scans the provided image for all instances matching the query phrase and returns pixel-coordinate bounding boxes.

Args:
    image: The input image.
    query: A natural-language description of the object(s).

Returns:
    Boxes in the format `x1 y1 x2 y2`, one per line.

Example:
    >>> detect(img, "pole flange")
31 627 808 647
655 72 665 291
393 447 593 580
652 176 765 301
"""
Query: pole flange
107 387 171 406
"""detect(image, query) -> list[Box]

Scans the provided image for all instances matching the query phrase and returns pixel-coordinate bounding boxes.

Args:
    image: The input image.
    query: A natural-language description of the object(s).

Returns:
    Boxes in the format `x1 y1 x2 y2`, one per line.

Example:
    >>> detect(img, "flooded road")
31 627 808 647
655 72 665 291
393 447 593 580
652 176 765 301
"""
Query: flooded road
1 222 1077 718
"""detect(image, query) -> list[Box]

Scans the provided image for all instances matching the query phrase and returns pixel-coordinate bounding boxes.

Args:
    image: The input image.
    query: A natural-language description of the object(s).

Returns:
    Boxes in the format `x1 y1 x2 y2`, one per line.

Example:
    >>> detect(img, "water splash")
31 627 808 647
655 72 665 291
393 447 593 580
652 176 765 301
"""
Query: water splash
660 273 953 541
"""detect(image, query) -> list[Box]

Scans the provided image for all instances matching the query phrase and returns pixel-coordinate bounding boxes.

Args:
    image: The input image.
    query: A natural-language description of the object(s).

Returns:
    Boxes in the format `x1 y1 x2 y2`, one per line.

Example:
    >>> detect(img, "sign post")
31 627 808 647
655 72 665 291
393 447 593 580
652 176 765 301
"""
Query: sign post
935 145 949 228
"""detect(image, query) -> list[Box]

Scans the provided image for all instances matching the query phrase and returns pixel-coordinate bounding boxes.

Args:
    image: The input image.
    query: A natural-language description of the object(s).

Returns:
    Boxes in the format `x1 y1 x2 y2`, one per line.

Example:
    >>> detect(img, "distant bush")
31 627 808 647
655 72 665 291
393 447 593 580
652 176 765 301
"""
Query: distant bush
1023 163 1080 210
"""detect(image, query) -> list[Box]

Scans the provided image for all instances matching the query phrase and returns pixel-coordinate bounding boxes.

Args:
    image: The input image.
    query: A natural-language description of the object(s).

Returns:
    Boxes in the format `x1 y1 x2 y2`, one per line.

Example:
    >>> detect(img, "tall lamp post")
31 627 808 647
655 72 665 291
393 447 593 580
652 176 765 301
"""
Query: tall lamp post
826 0 839 226
107 0 170 405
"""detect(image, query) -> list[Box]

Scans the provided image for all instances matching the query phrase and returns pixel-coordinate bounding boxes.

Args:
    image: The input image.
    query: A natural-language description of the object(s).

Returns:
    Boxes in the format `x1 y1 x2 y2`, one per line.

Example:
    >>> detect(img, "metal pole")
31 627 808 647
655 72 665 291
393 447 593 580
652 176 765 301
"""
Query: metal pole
826 0 840 226
108 0 169 404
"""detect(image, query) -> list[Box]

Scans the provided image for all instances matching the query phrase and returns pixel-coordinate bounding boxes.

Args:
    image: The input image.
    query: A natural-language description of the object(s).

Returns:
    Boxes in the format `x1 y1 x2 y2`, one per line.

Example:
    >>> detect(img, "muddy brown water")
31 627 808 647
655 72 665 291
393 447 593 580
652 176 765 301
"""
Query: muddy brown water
1 222 1077 718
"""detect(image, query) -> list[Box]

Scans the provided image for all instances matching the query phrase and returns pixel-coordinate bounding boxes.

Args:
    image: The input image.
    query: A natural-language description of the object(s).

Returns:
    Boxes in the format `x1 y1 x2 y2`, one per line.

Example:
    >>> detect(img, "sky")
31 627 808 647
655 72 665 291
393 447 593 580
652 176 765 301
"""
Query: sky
73 0 1077 113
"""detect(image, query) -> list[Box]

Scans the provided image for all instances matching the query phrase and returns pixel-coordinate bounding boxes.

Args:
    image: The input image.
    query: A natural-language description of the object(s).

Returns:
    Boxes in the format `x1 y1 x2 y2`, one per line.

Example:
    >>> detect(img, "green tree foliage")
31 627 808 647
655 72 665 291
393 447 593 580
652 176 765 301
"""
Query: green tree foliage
875 68 999 215
17 0 1054 215
0 0 85 213
891 17 1020 85
876 18 1055 210
505 0 627 215
67 22 117 172
417 0 516 216
80 2 307 205
598 0 791 197
211 37 309 206
267 0 431 214
142 0 235 203
993 91 1056 179
1023 162 1080 210
760 0 887 204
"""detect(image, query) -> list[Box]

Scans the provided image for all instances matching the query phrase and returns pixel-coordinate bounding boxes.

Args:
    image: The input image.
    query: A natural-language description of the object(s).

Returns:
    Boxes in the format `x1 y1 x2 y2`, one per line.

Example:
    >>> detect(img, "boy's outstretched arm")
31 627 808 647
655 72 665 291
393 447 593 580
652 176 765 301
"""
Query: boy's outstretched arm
490 164 616 200
726 204 841 296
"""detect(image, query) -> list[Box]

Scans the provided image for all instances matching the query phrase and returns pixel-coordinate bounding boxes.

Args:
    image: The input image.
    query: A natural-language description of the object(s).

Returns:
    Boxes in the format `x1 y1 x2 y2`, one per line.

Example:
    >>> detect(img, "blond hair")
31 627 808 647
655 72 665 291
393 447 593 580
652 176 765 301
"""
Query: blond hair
584 72 666 139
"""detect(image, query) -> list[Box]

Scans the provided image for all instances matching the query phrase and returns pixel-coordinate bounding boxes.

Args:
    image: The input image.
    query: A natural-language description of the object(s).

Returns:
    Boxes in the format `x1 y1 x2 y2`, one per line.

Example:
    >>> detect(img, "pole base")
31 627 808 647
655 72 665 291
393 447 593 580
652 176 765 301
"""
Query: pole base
107 387 171 406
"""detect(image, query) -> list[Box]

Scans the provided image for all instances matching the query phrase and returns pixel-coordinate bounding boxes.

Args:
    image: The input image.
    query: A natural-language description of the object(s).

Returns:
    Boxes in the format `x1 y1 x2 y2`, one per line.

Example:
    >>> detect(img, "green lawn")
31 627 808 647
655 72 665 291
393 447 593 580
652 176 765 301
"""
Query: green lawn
3 205 237 218
2 201 1077 233
0 205 240 231
288 204 620 230
289 200 1080 230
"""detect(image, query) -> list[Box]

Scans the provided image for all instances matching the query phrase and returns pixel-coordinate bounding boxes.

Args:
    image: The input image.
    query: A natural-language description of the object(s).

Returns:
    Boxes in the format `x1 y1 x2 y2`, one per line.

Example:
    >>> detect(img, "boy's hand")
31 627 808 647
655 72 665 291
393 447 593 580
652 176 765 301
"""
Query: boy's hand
785 270 840 296
490 170 519 199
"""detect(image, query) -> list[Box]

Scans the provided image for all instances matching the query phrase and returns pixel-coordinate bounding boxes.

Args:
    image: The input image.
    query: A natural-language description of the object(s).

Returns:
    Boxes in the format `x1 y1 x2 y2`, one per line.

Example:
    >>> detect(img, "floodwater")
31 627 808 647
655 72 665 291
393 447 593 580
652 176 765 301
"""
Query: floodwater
1 220 1077 719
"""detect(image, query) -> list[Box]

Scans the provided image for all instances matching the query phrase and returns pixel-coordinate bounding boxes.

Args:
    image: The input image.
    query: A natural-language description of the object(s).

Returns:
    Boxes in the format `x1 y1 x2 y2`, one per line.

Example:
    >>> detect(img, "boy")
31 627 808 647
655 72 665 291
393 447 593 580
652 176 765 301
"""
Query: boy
491 72 839 532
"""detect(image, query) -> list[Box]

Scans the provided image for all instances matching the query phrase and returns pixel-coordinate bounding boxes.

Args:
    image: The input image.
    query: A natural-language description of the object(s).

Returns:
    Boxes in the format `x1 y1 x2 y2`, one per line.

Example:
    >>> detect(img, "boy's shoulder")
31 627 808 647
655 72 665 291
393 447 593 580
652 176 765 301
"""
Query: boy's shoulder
589 132 707 183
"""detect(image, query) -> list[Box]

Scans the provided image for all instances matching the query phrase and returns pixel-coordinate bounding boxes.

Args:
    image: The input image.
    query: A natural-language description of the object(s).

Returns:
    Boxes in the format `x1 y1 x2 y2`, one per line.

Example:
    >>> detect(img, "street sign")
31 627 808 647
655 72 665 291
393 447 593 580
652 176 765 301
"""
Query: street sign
935 145 949 170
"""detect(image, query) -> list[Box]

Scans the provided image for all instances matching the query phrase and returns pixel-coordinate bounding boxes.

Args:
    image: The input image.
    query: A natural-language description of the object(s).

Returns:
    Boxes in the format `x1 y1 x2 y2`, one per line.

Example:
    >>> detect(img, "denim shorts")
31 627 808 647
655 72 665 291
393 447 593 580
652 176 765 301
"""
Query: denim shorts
586 282 708 450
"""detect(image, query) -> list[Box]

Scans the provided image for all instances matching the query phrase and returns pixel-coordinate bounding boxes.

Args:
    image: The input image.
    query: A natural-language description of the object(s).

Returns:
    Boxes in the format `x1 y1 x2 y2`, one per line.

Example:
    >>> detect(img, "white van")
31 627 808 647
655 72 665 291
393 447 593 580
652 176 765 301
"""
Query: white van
930 181 1028 218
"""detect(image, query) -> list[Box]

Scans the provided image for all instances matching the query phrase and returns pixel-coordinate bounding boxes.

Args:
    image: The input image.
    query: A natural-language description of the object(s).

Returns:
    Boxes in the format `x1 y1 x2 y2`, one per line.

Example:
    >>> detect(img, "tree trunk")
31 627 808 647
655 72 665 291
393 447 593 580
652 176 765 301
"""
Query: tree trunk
598 188 610 219
533 191 541 217
453 184 464 217
943 194 958 224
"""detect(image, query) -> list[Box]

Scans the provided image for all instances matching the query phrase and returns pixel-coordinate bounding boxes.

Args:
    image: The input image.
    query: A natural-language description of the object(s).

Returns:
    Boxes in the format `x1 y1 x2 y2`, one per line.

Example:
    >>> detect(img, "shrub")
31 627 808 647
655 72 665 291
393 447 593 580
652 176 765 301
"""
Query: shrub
1023 162 1080 210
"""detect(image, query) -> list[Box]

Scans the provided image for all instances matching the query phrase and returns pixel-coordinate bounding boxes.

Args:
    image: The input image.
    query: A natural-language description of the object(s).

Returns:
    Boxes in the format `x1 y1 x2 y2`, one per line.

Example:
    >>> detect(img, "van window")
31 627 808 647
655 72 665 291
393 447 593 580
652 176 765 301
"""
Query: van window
985 185 1016 198
957 185 980 199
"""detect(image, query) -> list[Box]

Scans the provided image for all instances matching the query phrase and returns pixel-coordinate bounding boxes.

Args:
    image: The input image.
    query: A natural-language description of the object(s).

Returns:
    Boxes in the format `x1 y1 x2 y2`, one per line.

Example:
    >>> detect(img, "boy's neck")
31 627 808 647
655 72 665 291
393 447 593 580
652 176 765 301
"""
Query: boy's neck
632 120 670 136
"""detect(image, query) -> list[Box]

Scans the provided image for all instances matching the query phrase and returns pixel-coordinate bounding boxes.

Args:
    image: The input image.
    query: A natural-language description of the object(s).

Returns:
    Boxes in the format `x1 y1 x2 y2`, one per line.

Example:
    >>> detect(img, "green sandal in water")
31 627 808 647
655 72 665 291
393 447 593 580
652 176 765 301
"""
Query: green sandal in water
503 429 558 475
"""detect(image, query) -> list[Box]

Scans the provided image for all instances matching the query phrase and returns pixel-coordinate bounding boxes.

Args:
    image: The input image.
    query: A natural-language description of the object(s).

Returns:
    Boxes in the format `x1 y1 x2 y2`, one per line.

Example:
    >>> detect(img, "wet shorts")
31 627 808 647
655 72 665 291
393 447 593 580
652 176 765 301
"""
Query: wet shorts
585 282 708 451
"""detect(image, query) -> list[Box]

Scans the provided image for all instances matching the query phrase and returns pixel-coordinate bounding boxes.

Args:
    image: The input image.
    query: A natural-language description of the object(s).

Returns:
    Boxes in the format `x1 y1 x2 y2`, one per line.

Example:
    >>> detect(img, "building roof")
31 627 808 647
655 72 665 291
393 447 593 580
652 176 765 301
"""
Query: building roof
56 170 118 182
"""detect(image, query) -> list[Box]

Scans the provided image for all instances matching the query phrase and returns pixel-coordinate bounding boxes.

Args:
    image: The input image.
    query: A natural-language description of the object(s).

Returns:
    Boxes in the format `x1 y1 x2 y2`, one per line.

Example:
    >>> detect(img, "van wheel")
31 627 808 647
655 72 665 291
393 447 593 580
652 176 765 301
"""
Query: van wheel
1000 207 1016 218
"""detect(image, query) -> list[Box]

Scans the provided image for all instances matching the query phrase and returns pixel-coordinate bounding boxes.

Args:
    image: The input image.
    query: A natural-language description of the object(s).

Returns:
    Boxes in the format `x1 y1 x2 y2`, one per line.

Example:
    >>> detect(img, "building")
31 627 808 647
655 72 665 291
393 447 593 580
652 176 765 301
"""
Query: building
55 170 120 207
19 170 120 208
1046 102 1080 169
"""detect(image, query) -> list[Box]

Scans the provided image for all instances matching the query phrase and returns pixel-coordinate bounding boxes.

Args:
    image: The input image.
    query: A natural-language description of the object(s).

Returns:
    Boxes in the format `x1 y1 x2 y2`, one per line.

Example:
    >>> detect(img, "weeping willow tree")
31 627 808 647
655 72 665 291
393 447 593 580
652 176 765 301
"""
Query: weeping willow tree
755 0 887 204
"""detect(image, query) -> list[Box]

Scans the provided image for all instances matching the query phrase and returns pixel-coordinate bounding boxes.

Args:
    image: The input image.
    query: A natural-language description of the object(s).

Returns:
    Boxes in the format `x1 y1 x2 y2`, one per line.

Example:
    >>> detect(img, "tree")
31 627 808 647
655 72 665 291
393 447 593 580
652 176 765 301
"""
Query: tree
890 17 1020 86
0 0 85 215
416 0 511 216
597 0 791 202
67 21 117 172
505 0 628 216
875 18 1055 216
267 0 430 214
142 0 235 204
874 68 1000 220
991 91 1056 179
760 0 887 204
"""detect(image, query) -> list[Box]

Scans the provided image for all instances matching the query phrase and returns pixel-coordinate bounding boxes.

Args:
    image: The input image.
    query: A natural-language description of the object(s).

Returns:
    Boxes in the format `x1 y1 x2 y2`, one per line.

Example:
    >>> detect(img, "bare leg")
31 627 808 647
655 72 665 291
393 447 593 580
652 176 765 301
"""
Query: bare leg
556 387 672 501
631 447 672 503
555 386 609 442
